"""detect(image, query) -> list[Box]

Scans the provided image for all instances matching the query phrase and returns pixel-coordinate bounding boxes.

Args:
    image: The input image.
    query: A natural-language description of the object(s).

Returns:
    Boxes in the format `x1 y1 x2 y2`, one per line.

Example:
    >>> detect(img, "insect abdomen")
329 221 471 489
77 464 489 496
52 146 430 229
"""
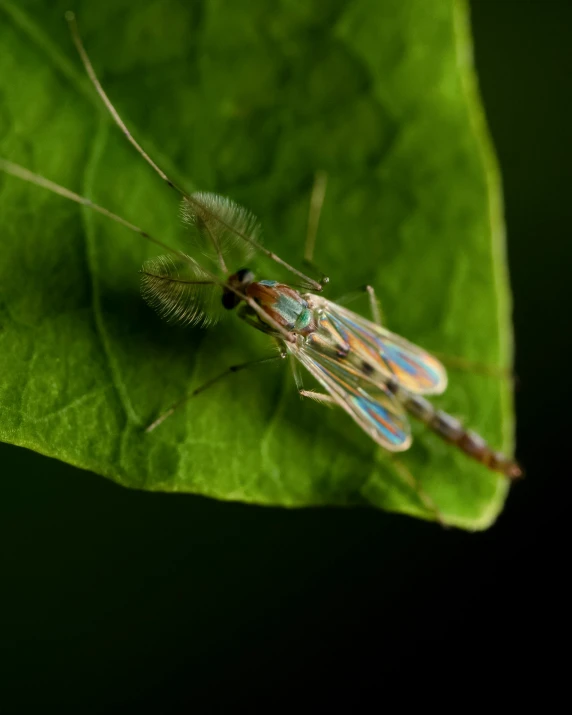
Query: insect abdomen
404 394 522 480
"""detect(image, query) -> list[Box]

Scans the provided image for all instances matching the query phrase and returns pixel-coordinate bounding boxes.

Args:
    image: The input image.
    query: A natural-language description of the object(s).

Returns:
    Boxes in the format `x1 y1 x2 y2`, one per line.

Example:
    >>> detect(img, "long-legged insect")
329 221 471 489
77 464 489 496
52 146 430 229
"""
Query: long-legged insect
0 13 522 496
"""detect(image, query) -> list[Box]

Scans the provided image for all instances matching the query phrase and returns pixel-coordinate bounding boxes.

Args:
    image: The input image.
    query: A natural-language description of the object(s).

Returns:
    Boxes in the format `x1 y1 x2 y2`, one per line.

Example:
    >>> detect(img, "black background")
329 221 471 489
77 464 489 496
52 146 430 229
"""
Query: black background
1 1 569 710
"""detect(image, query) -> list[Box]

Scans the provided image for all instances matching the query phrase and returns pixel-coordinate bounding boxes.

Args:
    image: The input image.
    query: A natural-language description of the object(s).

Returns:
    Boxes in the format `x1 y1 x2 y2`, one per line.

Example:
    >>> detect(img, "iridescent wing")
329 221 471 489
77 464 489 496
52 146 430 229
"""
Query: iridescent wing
309 296 448 395
290 339 412 452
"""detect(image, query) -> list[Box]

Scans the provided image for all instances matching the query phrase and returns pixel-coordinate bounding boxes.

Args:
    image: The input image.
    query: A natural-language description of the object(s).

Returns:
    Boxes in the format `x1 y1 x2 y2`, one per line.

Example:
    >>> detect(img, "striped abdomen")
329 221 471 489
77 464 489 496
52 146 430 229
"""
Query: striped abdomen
402 390 522 480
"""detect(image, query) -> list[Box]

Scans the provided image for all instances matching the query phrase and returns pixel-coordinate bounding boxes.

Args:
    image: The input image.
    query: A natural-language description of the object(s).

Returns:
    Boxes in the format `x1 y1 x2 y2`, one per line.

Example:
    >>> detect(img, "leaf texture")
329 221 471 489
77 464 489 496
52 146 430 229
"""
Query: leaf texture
0 0 515 528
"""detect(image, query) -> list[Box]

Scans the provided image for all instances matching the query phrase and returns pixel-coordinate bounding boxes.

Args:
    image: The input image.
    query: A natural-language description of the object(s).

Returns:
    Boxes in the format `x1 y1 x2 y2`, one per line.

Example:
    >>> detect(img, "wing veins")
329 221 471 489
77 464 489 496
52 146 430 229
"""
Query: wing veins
290 340 412 452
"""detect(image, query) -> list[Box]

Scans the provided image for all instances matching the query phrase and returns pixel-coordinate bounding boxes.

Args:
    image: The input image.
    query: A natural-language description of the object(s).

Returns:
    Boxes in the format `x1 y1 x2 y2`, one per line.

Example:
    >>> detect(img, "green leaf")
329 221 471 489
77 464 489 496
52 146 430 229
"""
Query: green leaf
0 0 516 529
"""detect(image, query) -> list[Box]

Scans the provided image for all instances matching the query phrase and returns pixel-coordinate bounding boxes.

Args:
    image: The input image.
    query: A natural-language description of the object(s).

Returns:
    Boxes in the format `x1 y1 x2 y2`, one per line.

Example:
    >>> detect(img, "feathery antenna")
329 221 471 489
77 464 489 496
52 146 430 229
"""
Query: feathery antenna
0 158 295 341
64 11 324 291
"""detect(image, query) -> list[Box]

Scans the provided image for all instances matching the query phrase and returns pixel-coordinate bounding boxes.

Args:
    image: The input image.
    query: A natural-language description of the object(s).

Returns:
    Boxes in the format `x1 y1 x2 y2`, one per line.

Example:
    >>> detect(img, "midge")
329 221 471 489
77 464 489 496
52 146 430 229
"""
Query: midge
0 13 521 507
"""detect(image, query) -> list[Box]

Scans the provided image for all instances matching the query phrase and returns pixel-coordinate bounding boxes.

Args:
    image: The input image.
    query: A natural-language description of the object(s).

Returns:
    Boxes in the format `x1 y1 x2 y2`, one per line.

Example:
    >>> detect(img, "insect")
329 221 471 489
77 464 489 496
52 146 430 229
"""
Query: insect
0 13 521 518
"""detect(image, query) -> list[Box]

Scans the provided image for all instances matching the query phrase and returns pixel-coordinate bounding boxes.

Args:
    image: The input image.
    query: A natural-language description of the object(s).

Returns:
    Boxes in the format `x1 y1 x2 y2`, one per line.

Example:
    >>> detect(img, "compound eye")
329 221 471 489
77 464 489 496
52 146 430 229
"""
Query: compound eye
236 268 254 285
222 291 240 310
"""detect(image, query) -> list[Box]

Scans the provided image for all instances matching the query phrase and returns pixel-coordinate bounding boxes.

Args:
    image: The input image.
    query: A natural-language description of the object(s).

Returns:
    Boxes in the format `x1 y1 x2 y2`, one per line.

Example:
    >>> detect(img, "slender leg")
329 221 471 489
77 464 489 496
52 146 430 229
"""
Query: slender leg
0 159 295 343
66 12 185 197
298 390 337 406
145 351 287 433
333 285 510 382
365 285 383 327
290 354 305 392
389 457 446 527
290 355 336 406
64 14 324 302
0 159 180 258
358 287 510 380
302 170 329 286
1 17 323 330
334 284 385 326
294 345 443 522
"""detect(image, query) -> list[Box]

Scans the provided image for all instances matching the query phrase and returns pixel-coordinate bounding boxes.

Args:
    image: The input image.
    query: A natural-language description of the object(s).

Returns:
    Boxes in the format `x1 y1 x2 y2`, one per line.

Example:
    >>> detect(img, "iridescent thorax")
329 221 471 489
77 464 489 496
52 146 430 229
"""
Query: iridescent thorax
244 279 316 335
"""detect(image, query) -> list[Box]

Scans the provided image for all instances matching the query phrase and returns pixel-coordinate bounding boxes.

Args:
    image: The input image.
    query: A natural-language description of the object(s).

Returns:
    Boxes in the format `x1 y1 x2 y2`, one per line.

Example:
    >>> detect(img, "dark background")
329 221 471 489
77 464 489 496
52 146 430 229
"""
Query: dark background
1 1 568 710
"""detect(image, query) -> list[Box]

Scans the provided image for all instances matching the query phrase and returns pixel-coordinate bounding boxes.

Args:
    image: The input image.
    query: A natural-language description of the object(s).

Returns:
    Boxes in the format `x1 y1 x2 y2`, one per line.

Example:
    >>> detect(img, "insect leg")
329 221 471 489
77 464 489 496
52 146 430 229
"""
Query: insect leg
338 284 511 383
290 354 304 391
225 235 325 292
354 283 512 382
64 14 323 311
298 390 337 406
334 285 386 326
0 159 182 258
66 12 186 199
290 356 336 405
0 159 295 343
302 170 329 286
145 351 287 433
388 457 446 527
365 284 383 327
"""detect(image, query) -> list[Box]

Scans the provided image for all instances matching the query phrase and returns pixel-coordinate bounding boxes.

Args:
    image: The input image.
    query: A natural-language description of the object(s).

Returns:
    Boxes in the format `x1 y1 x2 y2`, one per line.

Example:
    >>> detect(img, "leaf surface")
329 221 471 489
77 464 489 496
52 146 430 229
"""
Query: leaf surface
0 0 515 528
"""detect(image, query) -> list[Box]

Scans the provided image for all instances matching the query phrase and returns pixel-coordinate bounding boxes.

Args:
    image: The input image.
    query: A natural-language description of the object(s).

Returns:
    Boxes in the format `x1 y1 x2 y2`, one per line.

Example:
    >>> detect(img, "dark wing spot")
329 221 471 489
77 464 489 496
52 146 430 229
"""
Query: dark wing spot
386 377 399 394
361 361 375 376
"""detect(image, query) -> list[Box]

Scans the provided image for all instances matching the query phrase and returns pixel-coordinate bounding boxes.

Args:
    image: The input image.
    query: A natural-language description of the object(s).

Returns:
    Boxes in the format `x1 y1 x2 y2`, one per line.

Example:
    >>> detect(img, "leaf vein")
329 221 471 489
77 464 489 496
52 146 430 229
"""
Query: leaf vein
0 0 193 192
82 120 138 428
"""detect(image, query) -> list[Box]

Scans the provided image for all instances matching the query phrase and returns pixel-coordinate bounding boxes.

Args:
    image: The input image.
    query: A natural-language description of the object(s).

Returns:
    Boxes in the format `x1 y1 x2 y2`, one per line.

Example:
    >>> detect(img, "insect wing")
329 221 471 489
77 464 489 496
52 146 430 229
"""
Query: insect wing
313 298 448 395
290 340 412 452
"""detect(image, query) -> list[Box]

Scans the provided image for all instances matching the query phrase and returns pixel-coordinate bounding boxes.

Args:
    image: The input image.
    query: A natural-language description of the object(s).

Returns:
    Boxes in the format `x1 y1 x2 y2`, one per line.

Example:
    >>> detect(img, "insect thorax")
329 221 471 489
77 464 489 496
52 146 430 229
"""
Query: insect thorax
244 279 315 334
